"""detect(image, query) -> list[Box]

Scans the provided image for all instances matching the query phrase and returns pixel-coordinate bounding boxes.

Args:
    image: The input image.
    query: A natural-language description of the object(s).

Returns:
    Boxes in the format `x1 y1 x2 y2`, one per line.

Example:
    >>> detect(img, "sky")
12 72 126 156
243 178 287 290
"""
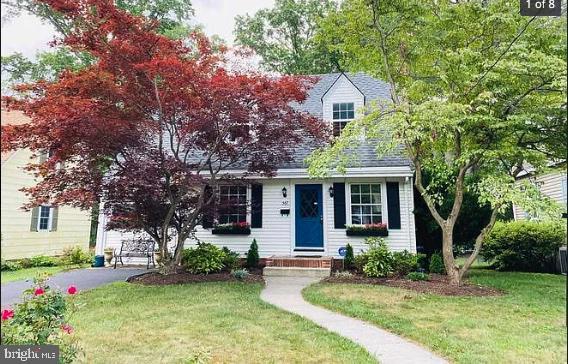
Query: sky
1 0 274 58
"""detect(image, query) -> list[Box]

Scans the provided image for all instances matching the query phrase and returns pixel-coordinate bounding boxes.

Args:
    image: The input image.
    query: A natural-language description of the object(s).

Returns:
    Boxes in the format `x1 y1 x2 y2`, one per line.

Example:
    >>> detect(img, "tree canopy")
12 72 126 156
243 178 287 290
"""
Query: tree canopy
1 0 326 270
234 0 340 75
308 0 566 285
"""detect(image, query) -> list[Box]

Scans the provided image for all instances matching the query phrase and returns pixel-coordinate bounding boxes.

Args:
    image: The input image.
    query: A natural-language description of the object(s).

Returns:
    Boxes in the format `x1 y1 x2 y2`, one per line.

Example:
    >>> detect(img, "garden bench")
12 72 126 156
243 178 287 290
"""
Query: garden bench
114 237 156 269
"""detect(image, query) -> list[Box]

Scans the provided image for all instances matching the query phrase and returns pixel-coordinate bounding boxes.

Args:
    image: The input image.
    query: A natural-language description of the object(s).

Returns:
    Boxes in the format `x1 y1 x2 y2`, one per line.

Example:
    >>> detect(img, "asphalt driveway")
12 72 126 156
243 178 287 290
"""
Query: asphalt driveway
1 267 148 307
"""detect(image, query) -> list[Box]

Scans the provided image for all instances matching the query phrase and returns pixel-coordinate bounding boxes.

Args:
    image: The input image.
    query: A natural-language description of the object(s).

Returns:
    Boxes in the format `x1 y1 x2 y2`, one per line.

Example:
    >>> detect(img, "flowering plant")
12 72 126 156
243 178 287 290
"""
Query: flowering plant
346 223 389 236
212 221 251 235
0 275 83 363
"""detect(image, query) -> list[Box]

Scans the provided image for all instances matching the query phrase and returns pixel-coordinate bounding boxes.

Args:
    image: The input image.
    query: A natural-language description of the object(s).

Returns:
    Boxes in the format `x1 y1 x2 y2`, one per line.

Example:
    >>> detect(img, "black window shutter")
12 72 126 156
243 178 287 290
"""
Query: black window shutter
386 182 401 229
333 183 346 229
50 206 59 231
251 184 263 228
30 207 39 232
202 185 214 229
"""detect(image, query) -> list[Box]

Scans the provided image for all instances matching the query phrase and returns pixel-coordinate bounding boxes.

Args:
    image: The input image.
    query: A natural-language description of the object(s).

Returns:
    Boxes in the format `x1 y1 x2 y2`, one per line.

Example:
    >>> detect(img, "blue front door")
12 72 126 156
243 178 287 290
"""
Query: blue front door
295 184 324 249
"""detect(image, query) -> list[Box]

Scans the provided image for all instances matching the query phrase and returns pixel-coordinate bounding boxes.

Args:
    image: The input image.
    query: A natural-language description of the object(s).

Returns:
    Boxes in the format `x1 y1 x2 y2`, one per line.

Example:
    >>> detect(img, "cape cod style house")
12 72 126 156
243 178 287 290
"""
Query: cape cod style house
95 72 416 263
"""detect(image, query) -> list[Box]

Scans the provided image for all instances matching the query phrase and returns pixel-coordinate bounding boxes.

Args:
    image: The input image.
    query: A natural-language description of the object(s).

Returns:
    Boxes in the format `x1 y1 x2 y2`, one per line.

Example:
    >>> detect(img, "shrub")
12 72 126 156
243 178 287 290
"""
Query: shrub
416 253 429 270
1 259 22 271
361 237 394 278
429 252 446 274
392 250 419 276
407 271 430 281
481 220 565 272
29 255 58 267
182 243 225 274
246 239 259 269
61 246 92 265
221 247 240 271
354 253 368 274
0 276 82 363
19 258 32 269
231 268 250 281
344 244 355 270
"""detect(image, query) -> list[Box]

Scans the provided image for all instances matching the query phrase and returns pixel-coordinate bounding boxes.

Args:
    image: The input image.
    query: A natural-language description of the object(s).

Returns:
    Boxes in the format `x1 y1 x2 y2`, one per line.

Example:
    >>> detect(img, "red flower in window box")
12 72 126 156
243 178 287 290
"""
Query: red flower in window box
345 223 388 237
212 222 251 235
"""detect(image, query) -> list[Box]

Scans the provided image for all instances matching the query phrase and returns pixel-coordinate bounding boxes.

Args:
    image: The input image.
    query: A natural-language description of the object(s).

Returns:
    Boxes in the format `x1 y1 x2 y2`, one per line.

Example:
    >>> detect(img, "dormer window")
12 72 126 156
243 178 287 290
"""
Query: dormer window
332 102 354 136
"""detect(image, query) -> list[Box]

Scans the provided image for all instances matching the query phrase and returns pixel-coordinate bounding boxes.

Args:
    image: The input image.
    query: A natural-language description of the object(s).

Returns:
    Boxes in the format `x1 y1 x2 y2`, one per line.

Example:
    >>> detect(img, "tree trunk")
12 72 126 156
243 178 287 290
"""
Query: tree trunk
441 226 460 285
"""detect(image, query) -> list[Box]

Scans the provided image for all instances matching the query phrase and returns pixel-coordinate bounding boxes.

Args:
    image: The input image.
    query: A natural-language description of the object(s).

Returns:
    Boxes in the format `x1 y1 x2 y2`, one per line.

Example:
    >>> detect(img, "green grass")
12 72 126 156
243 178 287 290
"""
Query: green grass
71 282 375 364
303 270 566 364
1 265 88 283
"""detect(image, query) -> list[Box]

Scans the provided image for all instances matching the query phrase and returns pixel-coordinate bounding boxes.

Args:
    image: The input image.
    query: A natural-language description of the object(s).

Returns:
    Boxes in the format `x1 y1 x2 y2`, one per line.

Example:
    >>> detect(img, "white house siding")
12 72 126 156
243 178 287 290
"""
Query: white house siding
97 176 416 260
513 171 567 220
322 74 365 126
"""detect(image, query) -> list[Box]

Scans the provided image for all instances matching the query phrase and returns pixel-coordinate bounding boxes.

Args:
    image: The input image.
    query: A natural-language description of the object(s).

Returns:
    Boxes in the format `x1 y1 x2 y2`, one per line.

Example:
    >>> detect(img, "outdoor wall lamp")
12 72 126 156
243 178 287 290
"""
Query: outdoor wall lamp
328 186 334 198
282 187 287 198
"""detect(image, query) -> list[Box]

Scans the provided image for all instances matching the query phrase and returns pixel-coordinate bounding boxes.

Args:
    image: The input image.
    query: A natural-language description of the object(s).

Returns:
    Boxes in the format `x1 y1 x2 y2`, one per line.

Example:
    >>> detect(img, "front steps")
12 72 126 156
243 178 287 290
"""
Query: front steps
263 256 332 278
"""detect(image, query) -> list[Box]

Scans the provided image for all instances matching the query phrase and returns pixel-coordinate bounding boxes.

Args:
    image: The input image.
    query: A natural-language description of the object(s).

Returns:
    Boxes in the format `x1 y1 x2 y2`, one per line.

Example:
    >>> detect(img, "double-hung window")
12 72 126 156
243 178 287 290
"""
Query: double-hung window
38 205 52 231
218 186 247 224
332 102 355 136
350 184 382 225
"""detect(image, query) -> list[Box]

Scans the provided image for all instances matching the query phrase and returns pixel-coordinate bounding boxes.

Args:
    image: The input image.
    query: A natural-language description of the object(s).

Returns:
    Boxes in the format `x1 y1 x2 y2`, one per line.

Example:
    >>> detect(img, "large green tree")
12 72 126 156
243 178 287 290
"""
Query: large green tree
234 0 340 75
1 0 196 88
308 0 566 285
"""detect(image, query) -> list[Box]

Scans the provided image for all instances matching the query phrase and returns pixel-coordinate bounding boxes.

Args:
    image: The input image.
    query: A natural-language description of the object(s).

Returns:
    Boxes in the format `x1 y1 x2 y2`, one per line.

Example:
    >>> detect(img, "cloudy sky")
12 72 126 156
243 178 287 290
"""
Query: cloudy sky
1 0 274 58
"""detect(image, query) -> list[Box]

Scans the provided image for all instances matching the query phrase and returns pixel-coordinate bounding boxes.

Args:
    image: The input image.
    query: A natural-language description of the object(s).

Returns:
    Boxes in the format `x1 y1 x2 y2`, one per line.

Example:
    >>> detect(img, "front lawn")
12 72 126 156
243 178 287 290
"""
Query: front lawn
303 270 566 364
1 265 89 284
71 281 375 363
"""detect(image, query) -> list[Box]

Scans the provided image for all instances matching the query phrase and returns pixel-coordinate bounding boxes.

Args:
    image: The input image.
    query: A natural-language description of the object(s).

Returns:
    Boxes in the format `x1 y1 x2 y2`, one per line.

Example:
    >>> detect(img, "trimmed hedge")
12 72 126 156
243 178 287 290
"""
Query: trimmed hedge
481 220 565 273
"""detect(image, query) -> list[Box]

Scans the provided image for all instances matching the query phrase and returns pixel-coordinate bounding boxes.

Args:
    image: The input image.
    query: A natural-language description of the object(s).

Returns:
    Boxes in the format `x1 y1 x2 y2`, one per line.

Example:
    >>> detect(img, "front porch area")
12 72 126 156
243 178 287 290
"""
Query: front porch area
263 256 333 278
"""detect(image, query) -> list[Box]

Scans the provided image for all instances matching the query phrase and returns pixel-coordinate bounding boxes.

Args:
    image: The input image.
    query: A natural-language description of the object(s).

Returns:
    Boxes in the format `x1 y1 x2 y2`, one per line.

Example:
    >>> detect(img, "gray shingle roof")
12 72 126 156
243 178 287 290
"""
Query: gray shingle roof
282 72 411 169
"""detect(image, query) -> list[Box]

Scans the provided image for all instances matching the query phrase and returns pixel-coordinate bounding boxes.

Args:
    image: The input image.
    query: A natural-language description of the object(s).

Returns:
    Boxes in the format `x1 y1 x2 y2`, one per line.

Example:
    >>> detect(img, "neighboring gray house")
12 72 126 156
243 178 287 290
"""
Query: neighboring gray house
513 163 567 220
95 72 416 260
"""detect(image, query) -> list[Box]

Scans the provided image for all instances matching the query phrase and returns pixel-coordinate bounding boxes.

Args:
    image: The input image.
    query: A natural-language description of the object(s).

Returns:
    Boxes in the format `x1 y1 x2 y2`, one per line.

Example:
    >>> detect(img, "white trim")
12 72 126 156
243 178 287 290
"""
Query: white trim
37 205 53 232
346 182 387 226
215 166 414 179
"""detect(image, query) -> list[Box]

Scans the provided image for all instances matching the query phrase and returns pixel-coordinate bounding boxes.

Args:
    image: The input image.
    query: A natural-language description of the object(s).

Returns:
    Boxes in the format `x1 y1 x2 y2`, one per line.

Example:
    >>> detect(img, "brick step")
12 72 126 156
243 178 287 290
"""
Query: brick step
265 256 332 269
263 267 331 278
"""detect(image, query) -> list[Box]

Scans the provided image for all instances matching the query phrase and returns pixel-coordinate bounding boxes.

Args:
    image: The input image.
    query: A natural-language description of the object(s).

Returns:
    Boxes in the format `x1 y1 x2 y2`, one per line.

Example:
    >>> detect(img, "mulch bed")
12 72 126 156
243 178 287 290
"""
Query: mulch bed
323 273 502 297
127 271 264 286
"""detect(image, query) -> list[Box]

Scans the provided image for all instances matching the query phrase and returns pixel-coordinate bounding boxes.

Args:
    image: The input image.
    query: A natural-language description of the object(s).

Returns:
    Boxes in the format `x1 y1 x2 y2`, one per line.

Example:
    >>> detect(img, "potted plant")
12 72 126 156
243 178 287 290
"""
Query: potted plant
103 248 114 266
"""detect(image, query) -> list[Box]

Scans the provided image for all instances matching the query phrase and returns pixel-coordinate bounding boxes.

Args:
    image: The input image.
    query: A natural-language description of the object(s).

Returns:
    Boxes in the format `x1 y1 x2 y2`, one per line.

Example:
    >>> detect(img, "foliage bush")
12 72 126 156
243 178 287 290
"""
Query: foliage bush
392 250 418 276
361 238 395 278
407 272 430 281
221 247 240 271
246 239 260 269
231 269 250 281
416 253 429 270
354 253 368 274
61 246 93 265
1 259 22 271
18 258 33 269
344 244 355 270
481 220 565 272
0 276 82 363
429 252 446 274
29 255 58 267
182 243 225 274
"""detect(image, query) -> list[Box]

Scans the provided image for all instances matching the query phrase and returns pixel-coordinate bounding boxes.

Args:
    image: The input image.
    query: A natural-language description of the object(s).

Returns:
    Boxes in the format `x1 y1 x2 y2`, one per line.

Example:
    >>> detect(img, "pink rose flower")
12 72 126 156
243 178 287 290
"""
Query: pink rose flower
1 309 14 321
33 287 45 296
61 323 74 334
67 285 77 295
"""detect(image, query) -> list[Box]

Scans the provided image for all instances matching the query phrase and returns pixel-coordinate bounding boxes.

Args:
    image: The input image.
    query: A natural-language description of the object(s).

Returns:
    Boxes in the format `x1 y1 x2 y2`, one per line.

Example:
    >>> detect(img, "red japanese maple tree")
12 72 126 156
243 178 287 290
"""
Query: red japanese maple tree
1 0 326 270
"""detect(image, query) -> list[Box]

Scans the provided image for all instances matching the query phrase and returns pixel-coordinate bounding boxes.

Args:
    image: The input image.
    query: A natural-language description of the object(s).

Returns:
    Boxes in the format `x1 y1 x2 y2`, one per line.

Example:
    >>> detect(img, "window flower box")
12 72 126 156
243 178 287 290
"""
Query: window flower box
211 222 251 235
345 223 388 237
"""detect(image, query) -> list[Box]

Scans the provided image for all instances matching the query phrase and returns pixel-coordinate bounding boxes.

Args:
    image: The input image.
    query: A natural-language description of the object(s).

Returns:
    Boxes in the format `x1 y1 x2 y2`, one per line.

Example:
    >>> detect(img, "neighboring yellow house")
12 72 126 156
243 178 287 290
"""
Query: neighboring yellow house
1 109 91 259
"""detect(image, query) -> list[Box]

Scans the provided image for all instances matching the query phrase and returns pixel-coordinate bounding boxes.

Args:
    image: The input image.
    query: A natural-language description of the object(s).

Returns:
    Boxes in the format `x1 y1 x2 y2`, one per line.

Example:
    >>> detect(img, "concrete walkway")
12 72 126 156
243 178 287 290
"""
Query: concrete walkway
1 267 148 307
261 276 448 364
